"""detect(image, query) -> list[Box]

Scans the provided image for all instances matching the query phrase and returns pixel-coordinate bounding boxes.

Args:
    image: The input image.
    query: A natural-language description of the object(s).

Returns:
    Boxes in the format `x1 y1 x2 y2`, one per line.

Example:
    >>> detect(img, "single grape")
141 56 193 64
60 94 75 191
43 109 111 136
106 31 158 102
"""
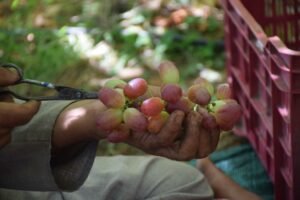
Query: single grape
216 83 232 100
98 87 126 108
136 85 161 102
124 78 148 99
147 111 169 134
141 97 165 116
209 99 242 131
187 84 211 106
123 107 148 131
104 79 127 89
193 77 214 95
107 123 130 143
161 83 182 103
96 108 123 131
166 97 194 114
158 61 180 84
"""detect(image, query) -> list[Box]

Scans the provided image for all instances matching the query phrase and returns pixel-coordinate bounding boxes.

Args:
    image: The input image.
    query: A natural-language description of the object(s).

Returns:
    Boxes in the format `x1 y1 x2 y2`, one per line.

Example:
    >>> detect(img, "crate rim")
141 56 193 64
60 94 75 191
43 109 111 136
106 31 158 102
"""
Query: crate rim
220 0 300 56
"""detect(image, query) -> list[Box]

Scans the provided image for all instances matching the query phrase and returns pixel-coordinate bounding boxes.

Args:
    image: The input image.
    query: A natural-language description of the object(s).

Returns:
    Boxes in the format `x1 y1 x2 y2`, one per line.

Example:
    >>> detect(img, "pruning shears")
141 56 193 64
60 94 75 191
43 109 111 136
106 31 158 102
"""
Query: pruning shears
0 63 98 101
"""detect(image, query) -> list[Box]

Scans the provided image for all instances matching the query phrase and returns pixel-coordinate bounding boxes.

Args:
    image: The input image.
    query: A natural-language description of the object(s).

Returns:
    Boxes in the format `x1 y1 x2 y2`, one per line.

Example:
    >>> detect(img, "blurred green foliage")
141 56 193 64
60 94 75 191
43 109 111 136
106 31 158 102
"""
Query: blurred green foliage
0 0 135 79
0 28 80 80
1 0 224 82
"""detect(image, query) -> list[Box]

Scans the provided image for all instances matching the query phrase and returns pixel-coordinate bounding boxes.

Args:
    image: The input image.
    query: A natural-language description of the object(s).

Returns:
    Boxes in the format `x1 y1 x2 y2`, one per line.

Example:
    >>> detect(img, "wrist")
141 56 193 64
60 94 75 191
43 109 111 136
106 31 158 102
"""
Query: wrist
52 100 106 150
51 142 88 165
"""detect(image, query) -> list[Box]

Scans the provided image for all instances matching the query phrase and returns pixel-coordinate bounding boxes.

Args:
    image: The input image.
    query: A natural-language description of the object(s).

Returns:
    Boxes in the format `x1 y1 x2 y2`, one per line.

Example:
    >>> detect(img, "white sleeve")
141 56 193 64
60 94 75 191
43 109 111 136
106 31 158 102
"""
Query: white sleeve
0 101 98 191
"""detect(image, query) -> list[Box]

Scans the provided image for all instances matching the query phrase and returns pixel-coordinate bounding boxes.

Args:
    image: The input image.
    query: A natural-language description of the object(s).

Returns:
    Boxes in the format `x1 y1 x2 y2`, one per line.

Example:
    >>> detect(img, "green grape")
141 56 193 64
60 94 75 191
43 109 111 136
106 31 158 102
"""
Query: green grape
158 61 180 84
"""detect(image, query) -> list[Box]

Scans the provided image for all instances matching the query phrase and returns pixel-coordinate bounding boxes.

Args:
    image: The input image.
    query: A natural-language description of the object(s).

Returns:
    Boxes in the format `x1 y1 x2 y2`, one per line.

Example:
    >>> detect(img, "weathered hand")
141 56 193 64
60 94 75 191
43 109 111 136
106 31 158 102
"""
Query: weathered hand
0 67 40 148
125 110 220 161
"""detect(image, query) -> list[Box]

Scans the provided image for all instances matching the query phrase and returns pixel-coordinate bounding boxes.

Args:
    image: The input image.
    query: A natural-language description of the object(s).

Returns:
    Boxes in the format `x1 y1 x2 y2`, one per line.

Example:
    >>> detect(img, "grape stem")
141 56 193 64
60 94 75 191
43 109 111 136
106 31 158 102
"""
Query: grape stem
193 104 199 112
206 103 214 113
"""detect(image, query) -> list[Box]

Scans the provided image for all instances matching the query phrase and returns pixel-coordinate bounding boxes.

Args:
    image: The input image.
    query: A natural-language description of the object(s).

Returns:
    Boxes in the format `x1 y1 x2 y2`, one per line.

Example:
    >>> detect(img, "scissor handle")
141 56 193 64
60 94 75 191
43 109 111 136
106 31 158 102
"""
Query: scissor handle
1 63 55 89
0 63 24 83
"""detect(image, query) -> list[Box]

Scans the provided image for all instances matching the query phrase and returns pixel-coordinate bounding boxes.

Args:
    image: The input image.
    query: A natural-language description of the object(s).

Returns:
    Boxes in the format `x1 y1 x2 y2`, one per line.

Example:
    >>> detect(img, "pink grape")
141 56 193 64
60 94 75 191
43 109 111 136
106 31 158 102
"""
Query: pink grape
161 83 182 103
107 123 130 143
187 84 211 106
104 79 127 89
197 107 218 129
147 111 169 134
96 108 123 131
193 77 214 95
210 99 242 131
141 97 165 116
166 97 194 114
123 107 148 131
124 78 148 99
158 61 180 84
216 83 232 100
98 87 125 108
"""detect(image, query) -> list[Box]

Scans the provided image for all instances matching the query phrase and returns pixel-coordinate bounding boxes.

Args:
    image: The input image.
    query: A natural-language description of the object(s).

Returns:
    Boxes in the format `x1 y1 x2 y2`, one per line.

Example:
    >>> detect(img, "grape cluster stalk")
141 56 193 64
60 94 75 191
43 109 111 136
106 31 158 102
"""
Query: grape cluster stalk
96 61 242 143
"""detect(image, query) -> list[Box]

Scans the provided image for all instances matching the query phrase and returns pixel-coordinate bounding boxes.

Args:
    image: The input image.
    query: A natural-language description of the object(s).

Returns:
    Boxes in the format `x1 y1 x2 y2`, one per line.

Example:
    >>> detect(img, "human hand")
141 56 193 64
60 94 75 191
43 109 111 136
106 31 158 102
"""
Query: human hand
123 109 220 161
0 67 40 148
53 98 219 161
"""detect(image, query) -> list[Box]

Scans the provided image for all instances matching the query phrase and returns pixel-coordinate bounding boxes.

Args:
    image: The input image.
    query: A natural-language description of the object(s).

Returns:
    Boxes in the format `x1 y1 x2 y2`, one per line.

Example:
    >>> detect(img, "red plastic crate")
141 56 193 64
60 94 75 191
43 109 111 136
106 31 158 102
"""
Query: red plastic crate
220 0 300 199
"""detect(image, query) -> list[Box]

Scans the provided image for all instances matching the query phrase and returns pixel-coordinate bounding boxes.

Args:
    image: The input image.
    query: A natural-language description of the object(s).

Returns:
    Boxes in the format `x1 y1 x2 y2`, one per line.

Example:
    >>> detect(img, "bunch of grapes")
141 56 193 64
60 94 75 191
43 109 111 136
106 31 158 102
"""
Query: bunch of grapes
96 61 242 143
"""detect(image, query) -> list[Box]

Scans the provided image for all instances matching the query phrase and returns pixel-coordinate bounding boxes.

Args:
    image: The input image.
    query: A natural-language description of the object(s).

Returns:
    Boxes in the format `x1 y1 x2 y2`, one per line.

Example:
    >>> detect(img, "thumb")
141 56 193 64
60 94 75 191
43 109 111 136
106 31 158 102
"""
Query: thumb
17 100 41 125
0 67 20 86
0 100 40 127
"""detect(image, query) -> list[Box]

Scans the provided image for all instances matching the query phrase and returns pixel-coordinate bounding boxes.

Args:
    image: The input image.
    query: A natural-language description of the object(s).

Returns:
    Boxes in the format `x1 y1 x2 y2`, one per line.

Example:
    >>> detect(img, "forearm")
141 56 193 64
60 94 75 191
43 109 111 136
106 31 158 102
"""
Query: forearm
200 159 261 200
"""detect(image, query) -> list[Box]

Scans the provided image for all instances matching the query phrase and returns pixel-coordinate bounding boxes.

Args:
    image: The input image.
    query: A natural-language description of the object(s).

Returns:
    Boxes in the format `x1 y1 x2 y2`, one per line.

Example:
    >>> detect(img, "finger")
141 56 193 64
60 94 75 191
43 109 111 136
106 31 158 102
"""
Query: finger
176 111 201 160
125 111 184 150
0 134 11 149
0 128 11 136
198 109 221 155
125 129 155 150
0 101 40 127
0 67 20 86
198 109 218 130
0 93 14 102
207 126 220 152
156 110 185 146
148 112 201 161
196 116 216 158
107 124 130 143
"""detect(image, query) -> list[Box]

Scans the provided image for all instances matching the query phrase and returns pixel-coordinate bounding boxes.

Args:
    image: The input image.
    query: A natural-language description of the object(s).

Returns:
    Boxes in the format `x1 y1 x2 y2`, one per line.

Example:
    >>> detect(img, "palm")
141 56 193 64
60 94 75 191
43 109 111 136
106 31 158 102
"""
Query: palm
126 110 220 161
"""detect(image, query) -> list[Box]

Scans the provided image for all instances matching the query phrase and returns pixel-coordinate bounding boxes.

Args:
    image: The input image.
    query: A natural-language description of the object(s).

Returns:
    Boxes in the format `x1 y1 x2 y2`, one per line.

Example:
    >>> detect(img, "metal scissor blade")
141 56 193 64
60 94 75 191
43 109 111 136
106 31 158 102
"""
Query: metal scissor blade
54 86 99 100
0 86 99 101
